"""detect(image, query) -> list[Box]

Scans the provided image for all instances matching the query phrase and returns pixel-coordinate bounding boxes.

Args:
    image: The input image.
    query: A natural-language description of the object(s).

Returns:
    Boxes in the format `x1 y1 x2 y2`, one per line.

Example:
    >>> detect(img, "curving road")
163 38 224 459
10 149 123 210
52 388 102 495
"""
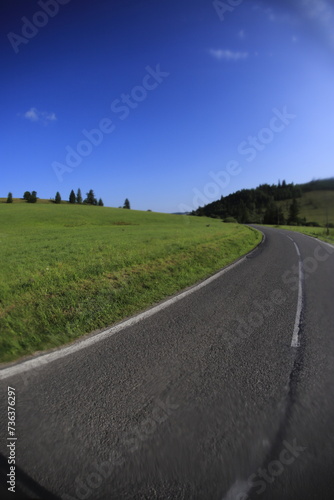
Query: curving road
0 226 334 500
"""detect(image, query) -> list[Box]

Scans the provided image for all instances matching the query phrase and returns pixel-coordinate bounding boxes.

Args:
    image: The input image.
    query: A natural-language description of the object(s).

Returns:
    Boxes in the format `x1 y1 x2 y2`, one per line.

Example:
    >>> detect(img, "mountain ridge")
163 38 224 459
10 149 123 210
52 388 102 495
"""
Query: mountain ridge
192 178 334 227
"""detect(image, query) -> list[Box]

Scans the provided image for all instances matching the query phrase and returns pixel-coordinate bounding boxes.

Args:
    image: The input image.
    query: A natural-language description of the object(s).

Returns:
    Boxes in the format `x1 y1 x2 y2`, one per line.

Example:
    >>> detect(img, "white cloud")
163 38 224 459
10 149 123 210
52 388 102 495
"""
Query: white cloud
299 0 334 48
46 112 57 121
209 49 249 61
238 29 245 39
252 4 275 20
23 107 57 124
300 0 333 22
253 0 334 48
24 108 39 122
252 3 293 24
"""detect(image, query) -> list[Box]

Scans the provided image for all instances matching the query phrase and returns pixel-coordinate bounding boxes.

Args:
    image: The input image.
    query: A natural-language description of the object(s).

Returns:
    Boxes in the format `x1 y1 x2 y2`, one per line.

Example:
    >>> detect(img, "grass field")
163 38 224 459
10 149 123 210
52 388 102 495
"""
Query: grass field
270 225 334 244
0 204 261 362
277 190 334 226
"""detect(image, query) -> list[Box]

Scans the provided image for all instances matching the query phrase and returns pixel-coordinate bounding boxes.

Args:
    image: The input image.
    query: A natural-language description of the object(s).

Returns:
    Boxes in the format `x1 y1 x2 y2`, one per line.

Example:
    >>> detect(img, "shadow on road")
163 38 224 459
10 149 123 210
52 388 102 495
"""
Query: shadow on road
0 453 61 500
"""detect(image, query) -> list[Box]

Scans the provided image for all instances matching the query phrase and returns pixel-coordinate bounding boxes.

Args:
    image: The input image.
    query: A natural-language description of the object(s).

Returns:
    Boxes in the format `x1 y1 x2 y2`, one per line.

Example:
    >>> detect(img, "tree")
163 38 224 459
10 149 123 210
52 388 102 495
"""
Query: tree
76 188 82 204
69 189 76 204
55 192 61 204
123 198 130 209
276 205 285 225
6 192 13 203
23 191 31 201
28 191 37 203
288 198 299 225
263 201 281 225
238 201 251 223
98 198 104 206
84 189 97 205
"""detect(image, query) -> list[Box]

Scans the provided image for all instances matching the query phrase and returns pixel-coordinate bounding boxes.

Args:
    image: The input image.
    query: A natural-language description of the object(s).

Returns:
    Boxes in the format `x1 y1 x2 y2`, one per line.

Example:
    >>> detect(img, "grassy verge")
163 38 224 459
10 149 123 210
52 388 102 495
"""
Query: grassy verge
0 205 261 362
270 225 334 244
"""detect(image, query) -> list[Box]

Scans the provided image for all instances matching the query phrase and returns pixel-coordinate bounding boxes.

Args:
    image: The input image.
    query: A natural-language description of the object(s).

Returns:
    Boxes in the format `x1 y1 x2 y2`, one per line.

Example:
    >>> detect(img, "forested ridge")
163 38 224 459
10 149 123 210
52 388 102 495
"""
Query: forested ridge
192 178 334 226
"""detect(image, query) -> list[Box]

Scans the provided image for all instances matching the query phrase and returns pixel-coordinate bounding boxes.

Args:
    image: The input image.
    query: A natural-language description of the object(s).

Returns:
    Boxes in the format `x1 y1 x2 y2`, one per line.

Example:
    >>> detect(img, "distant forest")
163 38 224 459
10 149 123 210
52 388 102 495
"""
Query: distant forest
192 178 334 226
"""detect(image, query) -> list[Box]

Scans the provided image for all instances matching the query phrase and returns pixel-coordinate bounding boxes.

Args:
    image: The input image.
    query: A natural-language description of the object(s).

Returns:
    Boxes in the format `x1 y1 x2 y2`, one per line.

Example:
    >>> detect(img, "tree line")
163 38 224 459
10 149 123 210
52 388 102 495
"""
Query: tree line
192 181 316 225
5 191 38 203
298 178 334 192
61 188 104 206
4 189 104 205
5 190 131 209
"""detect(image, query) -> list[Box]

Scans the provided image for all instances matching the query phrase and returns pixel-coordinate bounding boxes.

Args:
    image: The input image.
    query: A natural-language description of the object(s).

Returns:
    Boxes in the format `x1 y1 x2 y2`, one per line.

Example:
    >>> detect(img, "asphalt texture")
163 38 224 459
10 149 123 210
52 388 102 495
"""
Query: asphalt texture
0 226 334 500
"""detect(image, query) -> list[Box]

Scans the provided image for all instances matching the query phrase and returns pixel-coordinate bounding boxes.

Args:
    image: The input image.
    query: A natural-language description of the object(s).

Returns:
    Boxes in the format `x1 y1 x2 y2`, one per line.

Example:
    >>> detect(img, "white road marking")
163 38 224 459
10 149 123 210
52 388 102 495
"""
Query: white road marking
284 230 334 254
0 238 264 381
293 241 301 257
289 239 303 348
224 229 330 499
282 230 333 347
222 479 250 500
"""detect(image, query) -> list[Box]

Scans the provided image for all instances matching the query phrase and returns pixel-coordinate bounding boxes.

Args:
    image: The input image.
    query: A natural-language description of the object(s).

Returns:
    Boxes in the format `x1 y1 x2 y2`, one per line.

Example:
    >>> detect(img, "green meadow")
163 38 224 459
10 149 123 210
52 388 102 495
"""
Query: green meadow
0 204 261 362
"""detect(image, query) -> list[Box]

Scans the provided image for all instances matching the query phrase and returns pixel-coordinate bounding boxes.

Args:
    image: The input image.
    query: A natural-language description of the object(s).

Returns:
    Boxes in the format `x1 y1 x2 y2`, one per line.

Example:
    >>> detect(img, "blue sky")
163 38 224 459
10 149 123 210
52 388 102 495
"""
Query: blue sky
1 0 334 212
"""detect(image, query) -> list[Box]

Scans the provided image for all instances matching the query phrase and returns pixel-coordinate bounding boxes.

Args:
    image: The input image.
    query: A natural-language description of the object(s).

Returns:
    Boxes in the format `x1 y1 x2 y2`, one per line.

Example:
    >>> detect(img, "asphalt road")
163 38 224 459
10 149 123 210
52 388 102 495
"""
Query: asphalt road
1 226 334 500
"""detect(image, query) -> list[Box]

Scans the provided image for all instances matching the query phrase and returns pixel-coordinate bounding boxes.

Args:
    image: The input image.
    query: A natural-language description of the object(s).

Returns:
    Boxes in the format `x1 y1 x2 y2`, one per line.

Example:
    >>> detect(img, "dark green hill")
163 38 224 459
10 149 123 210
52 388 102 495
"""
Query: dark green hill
192 178 334 227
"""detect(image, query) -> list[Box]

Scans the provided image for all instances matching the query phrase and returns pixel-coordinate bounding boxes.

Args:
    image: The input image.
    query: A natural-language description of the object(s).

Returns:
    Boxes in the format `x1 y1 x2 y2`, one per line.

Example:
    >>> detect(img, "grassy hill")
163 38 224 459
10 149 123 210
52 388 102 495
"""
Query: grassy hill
0 204 260 362
277 190 334 226
193 178 334 227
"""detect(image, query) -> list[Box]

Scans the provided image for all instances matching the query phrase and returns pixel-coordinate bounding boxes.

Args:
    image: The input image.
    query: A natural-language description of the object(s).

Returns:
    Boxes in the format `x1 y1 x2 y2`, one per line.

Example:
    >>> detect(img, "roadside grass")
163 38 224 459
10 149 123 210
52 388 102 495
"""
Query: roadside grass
270 225 334 244
0 205 261 362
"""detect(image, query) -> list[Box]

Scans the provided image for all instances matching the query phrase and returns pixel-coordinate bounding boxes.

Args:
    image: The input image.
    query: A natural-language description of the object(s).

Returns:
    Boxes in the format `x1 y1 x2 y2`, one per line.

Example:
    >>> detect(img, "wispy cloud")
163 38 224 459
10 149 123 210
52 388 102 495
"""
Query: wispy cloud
24 108 39 122
252 3 293 24
252 4 276 21
253 0 334 31
299 0 334 48
238 29 245 39
300 0 333 22
22 107 57 125
209 49 249 61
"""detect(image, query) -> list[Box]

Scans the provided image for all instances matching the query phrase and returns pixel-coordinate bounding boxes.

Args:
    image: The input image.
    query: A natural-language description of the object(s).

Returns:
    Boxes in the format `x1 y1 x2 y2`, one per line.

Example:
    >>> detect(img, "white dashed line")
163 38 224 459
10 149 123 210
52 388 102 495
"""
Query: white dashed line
289 238 303 348
222 479 250 500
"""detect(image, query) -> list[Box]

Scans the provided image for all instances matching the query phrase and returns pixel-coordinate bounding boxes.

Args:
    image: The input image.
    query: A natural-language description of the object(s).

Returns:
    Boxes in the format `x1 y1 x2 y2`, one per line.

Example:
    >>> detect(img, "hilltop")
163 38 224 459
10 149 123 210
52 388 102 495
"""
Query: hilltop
192 178 334 227
0 197 65 204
